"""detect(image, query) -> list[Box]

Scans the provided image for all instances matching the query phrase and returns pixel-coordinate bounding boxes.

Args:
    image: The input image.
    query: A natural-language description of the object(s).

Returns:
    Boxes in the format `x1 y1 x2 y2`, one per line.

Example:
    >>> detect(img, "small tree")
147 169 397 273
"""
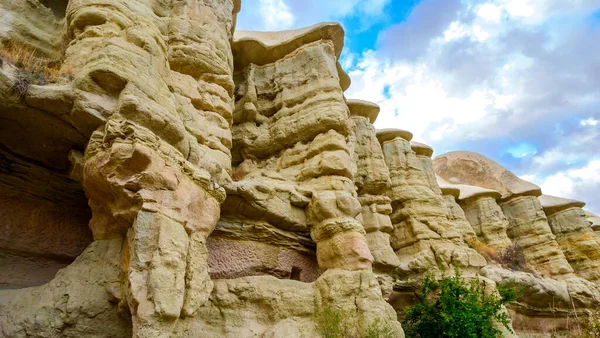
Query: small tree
402 269 519 338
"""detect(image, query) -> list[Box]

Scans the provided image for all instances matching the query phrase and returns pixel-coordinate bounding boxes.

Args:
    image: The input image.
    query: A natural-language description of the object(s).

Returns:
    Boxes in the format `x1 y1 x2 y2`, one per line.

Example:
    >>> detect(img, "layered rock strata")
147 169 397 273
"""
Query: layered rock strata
585 210 600 237
436 175 479 240
2 1 600 337
377 131 486 279
454 182 512 250
348 99 399 296
435 152 600 333
539 195 600 282
434 151 574 279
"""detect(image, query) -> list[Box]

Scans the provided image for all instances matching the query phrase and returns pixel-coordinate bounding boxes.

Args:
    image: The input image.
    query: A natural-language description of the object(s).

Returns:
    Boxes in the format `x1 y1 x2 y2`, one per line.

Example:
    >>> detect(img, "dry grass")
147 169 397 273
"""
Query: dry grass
548 310 600 338
0 40 73 98
466 237 498 262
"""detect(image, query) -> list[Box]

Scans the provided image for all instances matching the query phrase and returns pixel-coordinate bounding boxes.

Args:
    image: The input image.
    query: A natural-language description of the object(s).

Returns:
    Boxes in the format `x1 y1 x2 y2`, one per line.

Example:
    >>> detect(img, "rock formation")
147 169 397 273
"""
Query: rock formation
434 151 600 334
452 182 512 251
437 177 479 241
0 2 402 337
1 1 599 337
377 131 485 280
539 195 600 282
585 210 600 237
434 151 574 279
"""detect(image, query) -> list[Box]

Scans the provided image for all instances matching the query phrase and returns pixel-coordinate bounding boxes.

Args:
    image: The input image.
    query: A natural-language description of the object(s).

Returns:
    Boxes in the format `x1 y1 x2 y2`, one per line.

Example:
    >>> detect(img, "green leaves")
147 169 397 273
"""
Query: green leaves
402 269 520 338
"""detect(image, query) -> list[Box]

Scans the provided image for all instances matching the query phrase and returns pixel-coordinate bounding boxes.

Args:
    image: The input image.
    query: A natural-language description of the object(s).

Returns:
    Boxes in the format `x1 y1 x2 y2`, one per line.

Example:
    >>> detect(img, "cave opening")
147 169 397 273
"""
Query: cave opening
38 0 68 19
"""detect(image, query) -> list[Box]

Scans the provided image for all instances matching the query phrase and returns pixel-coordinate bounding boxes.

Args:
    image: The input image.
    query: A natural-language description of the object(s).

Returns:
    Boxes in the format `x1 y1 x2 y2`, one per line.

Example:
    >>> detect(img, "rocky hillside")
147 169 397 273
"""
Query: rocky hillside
0 1 598 337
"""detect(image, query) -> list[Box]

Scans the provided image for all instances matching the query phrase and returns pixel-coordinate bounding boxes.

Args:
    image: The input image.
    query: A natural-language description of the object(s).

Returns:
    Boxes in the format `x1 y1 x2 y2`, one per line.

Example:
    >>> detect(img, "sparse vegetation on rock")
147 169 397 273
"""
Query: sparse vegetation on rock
402 270 519 338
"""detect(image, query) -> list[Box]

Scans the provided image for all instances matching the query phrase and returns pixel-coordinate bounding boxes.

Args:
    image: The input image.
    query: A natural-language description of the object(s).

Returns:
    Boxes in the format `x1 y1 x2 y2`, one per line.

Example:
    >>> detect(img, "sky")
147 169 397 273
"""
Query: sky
236 0 600 215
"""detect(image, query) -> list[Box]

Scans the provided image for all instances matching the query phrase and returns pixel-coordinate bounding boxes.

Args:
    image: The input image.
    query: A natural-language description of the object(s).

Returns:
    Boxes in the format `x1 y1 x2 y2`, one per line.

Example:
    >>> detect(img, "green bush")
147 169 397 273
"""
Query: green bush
314 307 396 338
315 306 352 338
402 269 519 338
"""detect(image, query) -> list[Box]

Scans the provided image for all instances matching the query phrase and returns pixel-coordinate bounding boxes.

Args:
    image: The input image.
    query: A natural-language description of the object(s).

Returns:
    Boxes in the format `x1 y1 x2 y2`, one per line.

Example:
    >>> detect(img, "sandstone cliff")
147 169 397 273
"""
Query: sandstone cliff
0 1 598 338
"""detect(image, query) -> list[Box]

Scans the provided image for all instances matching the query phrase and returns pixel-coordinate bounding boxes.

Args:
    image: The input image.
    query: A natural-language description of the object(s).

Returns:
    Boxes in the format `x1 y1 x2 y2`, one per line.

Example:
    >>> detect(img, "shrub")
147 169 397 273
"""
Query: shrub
365 318 396 338
314 307 397 338
402 269 520 338
315 306 352 338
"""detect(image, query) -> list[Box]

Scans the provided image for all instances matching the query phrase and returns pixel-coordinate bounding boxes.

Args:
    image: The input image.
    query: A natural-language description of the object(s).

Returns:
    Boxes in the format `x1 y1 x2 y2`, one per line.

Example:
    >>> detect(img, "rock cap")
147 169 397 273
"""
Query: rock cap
233 22 350 91
411 141 434 158
584 210 600 230
539 194 586 215
436 176 460 198
376 128 413 144
347 99 379 124
456 184 502 202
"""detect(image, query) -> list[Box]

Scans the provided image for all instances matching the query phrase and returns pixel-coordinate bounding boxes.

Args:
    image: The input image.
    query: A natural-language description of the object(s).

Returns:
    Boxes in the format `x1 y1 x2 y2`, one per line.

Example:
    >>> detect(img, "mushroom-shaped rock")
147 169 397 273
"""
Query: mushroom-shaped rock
538 196 600 282
433 151 541 199
434 177 477 239
584 210 600 234
233 22 350 91
376 129 413 144
457 184 502 203
539 195 586 216
347 99 380 124
410 141 434 158
453 184 512 250
436 176 460 199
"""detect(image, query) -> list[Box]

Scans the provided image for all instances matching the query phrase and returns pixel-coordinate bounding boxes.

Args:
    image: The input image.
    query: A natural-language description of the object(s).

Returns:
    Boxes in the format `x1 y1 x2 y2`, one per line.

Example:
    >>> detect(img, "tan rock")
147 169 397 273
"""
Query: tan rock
539 195 600 282
233 22 350 91
0 239 131 338
349 104 399 273
434 151 542 199
0 0 64 57
452 183 512 250
435 151 575 279
347 98 380 123
481 265 600 333
584 210 600 236
378 130 486 278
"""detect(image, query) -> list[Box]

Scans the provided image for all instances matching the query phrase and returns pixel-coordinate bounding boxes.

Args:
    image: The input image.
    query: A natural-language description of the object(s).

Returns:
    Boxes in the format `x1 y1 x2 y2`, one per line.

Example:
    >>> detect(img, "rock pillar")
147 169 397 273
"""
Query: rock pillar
65 0 238 336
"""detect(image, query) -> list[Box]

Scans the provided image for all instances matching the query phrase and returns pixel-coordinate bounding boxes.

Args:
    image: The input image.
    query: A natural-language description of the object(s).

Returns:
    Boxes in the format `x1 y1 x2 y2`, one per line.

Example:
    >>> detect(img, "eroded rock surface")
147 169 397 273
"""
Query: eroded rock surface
539 195 600 282
2 1 599 337
378 131 486 279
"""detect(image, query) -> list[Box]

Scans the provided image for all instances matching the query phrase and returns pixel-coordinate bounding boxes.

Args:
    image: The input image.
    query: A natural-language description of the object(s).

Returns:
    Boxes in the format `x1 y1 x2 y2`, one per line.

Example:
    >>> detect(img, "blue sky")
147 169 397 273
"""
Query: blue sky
236 0 600 214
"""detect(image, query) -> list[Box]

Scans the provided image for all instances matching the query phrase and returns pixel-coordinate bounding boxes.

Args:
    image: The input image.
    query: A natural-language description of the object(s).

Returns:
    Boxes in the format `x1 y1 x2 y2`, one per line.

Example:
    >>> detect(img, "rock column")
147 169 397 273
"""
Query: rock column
540 195 600 282
348 100 400 295
377 130 485 278
65 0 238 336
456 184 512 251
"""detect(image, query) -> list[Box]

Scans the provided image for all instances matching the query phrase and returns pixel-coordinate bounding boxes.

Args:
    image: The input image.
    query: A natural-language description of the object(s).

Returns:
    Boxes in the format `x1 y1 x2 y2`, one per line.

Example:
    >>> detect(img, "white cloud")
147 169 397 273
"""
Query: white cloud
529 160 600 211
477 3 502 22
258 0 295 31
581 118 600 127
236 0 391 31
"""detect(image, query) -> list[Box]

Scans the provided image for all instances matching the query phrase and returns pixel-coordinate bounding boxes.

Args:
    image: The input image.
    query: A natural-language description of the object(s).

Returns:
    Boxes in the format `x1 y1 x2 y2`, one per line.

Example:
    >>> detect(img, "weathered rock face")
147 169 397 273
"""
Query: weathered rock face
435 152 573 279
349 100 398 273
539 195 600 282
1 1 599 337
433 151 542 199
456 184 512 251
378 131 486 279
435 152 600 334
437 178 478 240
585 210 600 237
0 0 93 289
1 2 405 336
